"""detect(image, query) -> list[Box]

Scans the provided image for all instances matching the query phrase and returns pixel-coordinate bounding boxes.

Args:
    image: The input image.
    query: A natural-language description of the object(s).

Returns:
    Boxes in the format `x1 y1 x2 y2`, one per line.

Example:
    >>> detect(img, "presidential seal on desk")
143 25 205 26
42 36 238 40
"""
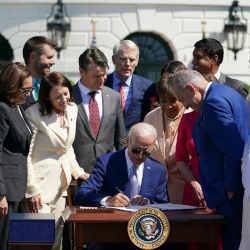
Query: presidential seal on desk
127 207 170 249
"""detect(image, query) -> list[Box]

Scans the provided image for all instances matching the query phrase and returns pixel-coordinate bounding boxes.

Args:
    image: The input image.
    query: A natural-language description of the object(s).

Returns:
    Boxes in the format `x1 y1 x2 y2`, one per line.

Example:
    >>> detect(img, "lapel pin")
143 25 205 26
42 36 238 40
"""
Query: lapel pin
146 166 151 170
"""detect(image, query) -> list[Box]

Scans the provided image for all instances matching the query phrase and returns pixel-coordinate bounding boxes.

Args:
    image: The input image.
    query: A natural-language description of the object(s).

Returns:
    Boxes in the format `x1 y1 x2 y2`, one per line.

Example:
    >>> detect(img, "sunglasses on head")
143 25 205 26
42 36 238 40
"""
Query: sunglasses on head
131 147 152 157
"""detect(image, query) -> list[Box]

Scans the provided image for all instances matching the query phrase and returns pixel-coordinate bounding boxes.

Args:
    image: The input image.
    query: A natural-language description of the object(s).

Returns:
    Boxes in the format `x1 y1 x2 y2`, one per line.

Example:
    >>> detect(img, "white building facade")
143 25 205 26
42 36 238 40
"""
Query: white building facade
1 0 250 83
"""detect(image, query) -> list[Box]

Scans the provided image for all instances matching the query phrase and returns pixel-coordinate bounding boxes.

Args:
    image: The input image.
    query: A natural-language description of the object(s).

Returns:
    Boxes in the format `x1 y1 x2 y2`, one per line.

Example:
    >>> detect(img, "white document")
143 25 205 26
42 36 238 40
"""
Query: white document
106 203 199 212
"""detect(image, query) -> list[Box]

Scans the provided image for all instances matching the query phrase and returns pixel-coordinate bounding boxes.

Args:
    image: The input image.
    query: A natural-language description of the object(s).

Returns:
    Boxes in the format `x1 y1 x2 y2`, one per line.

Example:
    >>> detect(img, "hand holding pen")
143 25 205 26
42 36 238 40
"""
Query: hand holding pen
105 187 130 207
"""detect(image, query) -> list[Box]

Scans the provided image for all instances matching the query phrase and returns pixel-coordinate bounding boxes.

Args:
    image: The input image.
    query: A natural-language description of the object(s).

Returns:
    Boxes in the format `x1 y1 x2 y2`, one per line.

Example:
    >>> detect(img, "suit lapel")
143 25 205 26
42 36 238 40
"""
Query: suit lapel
126 75 142 114
43 112 67 147
96 87 109 139
13 106 32 140
105 74 114 89
219 73 226 84
19 106 33 135
73 84 96 139
140 158 153 195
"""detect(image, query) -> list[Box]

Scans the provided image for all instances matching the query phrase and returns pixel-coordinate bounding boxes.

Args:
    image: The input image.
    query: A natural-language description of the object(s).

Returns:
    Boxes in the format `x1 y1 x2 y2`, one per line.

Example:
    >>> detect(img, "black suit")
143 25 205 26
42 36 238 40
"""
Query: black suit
0 102 32 250
219 73 249 99
21 94 36 110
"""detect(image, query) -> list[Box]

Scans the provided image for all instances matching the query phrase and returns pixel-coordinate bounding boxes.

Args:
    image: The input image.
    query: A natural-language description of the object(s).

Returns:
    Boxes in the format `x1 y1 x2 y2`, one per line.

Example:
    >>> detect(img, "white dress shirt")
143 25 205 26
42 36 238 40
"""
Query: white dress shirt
77 80 103 120
100 148 144 206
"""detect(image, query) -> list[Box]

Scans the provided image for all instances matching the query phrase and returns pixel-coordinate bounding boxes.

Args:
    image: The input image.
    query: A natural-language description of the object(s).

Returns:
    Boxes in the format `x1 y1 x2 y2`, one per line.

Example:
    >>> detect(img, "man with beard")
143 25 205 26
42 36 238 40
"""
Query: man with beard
192 38 248 99
22 36 56 109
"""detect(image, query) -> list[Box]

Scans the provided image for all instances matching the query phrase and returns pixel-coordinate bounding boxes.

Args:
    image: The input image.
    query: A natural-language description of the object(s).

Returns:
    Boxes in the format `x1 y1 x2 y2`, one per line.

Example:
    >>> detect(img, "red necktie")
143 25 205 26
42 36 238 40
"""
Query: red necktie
119 82 126 113
89 91 100 138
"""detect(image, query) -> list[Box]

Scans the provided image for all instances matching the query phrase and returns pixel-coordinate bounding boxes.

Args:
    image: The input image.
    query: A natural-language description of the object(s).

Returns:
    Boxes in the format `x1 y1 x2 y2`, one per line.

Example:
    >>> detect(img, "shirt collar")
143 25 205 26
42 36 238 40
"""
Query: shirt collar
214 66 221 81
125 148 144 172
203 82 213 101
77 79 101 95
113 72 132 87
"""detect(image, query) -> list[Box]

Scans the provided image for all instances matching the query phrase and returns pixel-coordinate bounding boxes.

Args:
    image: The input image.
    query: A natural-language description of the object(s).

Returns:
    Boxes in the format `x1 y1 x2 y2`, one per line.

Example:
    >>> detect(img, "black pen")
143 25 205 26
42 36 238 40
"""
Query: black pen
115 187 123 194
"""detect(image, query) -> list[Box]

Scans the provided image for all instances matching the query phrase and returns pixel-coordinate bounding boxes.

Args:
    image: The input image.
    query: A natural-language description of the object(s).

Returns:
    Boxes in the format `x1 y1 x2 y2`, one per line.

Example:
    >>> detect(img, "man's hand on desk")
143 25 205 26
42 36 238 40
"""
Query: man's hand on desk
106 193 130 207
130 195 149 206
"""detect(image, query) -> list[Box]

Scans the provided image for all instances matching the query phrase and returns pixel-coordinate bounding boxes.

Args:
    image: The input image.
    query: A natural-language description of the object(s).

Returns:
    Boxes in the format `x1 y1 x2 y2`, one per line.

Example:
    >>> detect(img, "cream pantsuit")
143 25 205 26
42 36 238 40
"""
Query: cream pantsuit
25 103 85 217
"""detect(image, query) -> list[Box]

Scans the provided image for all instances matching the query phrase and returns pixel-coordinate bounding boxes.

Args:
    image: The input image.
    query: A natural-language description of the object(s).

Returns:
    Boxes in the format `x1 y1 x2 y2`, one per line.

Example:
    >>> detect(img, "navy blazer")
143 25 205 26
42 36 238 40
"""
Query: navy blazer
75 149 168 206
192 83 248 209
105 73 156 131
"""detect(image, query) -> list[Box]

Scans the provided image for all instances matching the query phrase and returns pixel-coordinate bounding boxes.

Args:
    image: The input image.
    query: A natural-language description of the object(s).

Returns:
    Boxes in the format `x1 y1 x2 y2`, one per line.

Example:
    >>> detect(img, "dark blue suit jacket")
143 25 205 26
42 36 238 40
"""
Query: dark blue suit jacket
105 73 155 131
192 83 248 209
75 149 168 206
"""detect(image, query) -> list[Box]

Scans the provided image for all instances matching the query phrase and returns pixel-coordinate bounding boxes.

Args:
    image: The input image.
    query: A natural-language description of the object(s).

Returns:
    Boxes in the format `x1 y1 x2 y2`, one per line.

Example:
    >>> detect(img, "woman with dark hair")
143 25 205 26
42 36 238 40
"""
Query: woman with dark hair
25 72 89 249
144 61 186 204
0 63 32 250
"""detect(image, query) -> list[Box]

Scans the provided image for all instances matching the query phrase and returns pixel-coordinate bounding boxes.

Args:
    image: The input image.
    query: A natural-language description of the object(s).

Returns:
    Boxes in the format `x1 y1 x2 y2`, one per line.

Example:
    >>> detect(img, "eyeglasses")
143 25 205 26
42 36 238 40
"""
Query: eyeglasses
131 147 152 157
19 87 34 95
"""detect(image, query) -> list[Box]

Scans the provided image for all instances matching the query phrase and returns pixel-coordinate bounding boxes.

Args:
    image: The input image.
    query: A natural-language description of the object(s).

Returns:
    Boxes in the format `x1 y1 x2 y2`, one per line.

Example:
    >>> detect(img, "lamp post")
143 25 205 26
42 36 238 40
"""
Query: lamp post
47 0 71 59
224 0 247 60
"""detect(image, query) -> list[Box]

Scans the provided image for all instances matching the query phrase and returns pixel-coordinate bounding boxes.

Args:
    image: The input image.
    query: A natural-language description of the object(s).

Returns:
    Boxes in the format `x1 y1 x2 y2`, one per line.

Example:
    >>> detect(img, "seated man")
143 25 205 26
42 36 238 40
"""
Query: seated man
75 122 168 207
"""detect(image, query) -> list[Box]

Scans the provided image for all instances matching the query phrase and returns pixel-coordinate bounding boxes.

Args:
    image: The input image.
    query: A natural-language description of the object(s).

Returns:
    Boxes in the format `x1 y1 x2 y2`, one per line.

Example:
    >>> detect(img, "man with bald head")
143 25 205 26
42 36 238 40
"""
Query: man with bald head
75 122 168 207
169 69 248 250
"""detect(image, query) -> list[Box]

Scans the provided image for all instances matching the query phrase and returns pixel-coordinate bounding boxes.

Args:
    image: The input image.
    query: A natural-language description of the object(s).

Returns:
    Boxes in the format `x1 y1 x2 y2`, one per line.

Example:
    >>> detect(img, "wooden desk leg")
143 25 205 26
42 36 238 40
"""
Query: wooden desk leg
200 224 217 250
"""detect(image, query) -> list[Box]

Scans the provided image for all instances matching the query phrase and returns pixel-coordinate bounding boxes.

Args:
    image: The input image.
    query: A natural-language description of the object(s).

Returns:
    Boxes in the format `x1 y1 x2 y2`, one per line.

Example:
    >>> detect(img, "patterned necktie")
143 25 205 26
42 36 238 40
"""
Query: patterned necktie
119 82 126 113
129 165 139 198
89 91 100 138
33 79 40 101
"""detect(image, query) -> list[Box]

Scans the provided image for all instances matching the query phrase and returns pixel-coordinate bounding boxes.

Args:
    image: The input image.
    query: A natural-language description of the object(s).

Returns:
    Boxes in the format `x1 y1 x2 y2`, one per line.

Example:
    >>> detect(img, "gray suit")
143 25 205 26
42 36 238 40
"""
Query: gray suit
219 73 248 99
72 84 126 173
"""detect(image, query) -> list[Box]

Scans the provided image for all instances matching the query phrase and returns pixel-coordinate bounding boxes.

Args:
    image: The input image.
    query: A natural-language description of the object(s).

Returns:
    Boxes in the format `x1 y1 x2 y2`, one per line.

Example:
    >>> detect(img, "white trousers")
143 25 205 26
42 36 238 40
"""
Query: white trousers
239 193 250 250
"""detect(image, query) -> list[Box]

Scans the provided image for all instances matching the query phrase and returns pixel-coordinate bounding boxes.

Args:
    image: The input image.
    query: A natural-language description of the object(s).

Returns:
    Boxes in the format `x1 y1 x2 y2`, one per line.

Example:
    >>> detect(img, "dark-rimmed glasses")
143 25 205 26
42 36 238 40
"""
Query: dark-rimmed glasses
19 87 34 95
131 147 152 157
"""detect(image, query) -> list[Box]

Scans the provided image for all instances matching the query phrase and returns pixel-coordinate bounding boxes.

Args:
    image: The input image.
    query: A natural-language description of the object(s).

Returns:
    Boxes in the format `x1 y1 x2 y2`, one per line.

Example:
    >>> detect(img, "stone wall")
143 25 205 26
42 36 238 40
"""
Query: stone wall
1 0 250 83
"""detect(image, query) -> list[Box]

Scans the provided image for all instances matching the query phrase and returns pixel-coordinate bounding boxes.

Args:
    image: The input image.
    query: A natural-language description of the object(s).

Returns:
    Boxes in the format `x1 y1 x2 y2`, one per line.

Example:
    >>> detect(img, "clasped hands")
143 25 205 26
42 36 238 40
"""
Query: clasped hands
106 192 149 207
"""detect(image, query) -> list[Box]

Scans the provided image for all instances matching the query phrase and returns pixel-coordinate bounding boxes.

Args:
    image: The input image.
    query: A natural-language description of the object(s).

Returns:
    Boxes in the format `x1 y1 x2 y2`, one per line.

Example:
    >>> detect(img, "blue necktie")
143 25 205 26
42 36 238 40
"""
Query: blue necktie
129 165 139 198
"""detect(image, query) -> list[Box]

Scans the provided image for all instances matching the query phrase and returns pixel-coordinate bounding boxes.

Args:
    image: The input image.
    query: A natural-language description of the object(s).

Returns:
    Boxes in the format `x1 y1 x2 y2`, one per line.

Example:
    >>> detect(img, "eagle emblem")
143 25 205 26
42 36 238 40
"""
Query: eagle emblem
139 217 159 240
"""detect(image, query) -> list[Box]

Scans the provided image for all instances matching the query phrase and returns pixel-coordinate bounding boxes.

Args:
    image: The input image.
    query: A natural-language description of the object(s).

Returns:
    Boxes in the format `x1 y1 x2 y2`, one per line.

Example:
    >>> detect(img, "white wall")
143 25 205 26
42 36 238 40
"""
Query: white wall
1 0 250 83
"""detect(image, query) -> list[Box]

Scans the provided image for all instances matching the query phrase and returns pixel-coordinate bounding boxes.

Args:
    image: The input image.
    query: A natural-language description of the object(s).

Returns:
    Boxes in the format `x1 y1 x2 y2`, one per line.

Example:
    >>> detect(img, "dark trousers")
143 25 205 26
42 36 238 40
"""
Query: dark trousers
216 193 243 250
0 201 20 250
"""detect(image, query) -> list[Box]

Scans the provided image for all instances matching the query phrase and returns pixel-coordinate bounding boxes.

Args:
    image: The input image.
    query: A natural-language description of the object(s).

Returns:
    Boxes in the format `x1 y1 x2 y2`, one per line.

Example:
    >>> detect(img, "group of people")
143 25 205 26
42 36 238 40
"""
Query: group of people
0 34 249 250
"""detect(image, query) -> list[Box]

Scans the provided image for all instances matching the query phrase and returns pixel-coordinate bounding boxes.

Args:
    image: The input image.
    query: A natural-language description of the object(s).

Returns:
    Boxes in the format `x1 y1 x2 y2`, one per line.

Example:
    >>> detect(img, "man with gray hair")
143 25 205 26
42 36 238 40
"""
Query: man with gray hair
169 69 248 250
75 122 168 207
105 40 156 132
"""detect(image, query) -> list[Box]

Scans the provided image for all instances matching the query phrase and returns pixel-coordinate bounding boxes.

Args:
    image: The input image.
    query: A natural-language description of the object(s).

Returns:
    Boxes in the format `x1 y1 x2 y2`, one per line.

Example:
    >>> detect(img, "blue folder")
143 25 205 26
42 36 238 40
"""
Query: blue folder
9 213 55 243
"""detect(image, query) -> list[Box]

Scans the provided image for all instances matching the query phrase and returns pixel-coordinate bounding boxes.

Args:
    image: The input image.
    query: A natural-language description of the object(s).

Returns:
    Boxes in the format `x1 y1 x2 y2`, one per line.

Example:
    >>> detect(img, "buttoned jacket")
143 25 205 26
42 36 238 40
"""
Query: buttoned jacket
25 102 84 204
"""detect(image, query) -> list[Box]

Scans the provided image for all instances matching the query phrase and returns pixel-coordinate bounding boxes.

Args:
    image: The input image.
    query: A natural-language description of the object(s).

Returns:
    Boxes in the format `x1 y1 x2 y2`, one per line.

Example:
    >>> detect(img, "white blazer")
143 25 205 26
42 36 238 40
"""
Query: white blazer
25 102 84 204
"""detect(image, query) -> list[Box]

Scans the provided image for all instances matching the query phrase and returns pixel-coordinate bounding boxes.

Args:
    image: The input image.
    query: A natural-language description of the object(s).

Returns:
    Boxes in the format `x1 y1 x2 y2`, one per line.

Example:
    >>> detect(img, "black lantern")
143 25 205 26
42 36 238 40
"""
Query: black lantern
47 0 71 59
224 0 247 60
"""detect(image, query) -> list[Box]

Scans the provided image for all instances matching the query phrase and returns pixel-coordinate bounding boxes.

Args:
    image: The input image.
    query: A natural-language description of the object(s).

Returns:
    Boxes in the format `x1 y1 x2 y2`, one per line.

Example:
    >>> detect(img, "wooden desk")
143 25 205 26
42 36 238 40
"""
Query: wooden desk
68 208 224 250
8 242 53 250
